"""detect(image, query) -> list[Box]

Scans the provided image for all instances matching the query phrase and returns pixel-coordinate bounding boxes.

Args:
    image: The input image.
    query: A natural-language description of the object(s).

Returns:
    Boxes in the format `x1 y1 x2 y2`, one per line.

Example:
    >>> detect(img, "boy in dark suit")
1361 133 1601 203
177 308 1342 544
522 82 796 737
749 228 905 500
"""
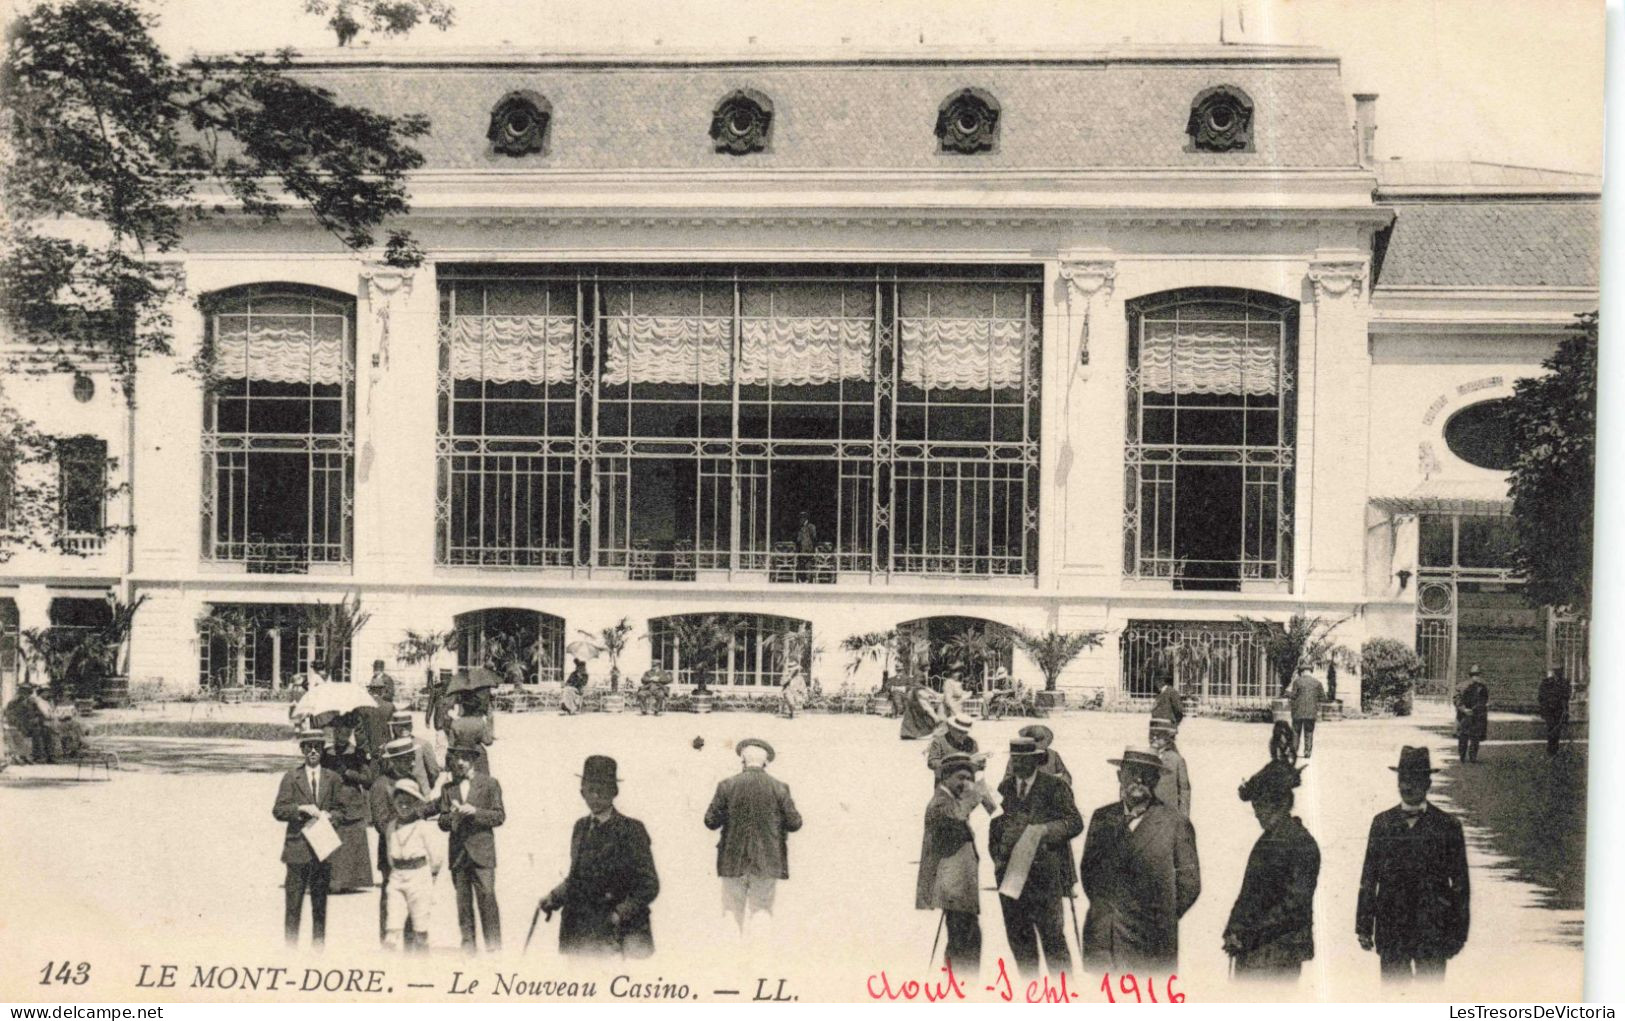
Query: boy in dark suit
1356 746 1470 981
540 755 661 958
990 738 1084 978
271 727 339 946
440 739 506 952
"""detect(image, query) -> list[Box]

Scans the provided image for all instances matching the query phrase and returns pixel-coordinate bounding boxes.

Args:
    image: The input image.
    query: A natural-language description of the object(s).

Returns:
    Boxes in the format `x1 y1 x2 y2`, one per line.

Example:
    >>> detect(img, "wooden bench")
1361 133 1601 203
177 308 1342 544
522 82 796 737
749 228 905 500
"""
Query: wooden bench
75 748 119 781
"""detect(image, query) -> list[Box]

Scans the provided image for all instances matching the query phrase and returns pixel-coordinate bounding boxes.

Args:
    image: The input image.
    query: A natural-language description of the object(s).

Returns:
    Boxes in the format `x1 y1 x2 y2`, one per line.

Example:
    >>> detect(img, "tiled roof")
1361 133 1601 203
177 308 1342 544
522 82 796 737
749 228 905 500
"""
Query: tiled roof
289 51 1359 170
1377 201 1600 289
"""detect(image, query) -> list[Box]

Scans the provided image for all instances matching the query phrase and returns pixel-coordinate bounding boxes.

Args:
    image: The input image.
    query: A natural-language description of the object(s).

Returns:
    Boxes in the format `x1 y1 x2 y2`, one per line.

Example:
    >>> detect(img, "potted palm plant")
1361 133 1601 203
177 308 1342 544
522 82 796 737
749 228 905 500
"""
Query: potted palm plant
1012 626 1106 709
668 614 731 711
303 592 372 684
842 629 899 713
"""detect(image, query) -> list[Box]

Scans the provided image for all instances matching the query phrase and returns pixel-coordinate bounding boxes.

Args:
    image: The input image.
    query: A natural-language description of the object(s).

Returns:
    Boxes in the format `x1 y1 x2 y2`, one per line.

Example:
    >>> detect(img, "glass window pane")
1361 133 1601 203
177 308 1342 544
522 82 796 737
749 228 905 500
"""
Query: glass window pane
1419 514 1455 567
1457 515 1518 569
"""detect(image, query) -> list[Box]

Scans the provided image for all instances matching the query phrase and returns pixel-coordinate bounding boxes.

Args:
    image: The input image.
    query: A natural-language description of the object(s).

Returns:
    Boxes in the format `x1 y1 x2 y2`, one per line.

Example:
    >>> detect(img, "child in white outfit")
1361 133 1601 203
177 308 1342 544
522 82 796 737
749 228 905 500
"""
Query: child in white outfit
384 778 443 949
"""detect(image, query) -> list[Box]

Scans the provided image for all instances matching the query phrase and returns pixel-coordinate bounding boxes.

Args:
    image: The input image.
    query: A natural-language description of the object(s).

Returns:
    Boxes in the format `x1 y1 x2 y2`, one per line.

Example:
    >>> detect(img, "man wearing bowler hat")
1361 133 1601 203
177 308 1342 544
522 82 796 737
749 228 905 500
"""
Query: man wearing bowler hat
1224 761 1319 980
1453 666 1491 764
1079 747 1202 971
541 755 661 957
704 738 803 934
271 727 339 946
1356 746 1470 981
441 737 506 952
990 737 1084 978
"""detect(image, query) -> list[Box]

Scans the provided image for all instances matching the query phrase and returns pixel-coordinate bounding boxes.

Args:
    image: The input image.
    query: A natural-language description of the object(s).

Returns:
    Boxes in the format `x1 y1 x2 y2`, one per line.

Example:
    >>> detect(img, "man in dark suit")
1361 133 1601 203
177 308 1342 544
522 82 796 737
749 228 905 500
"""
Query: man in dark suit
1224 761 1319 980
1356 746 1471 981
990 738 1084 978
1454 666 1491 763
271 727 339 946
354 668 396 762
704 738 802 934
541 755 660 957
1538 668 1572 757
439 739 505 952
1150 676 1184 730
1079 747 1202 972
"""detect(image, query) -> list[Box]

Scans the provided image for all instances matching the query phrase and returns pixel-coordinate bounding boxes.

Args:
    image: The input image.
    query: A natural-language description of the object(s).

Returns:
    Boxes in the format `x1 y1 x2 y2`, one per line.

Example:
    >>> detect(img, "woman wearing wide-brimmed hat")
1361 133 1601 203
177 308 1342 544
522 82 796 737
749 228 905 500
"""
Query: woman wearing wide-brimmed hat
1223 761 1319 979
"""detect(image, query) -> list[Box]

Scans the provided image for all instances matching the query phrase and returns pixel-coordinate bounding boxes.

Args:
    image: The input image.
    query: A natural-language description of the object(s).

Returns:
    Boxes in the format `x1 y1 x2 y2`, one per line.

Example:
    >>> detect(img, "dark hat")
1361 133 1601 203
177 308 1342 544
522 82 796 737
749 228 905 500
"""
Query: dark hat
935 752 978 779
296 727 326 747
1108 747 1169 774
447 738 484 758
1389 746 1442 776
1009 738 1045 757
1149 718 1178 736
1018 724 1055 748
382 736 415 759
1238 760 1303 803
735 737 775 762
1391 744 1443 777
389 710 413 725
578 754 622 786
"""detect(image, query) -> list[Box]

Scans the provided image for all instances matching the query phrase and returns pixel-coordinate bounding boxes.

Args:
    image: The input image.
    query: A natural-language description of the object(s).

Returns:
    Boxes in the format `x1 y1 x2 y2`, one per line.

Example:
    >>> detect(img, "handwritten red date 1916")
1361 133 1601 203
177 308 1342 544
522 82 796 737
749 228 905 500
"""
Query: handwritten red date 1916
866 960 1185 1003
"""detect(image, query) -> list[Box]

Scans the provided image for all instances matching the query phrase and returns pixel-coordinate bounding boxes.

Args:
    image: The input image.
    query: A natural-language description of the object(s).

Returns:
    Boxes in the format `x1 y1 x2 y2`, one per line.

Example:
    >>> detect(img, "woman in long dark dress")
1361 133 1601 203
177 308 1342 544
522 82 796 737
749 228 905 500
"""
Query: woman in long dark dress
898 679 942 740
322 720 376 893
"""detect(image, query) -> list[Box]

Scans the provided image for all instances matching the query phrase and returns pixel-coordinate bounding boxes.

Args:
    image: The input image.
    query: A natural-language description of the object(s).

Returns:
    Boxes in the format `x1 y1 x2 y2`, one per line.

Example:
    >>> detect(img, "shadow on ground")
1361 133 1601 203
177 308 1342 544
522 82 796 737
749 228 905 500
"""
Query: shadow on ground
1434 739 1588 936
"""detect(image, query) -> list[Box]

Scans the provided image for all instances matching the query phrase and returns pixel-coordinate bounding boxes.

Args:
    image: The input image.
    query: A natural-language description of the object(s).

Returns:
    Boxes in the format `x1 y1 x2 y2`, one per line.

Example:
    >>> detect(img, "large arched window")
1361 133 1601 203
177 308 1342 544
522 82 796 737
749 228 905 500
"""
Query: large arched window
201 287 355 572
1124 289 1298 591
453 608 566 685
648 612 809 688
896 615 1014 688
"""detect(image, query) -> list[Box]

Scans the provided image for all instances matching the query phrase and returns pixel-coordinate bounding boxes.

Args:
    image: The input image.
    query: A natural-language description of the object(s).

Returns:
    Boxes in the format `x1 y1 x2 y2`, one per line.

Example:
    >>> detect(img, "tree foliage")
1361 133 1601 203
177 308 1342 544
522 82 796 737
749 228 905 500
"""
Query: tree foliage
1360 637 1421 716
1 0 431 559
302 0 454 46
1238 613 1358 695
1505 311 1598 614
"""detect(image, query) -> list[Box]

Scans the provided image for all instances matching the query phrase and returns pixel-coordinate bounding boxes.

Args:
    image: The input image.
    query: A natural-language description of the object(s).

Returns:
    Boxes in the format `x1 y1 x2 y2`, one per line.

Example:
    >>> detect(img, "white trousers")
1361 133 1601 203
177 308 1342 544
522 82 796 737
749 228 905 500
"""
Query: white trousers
384 866 434 946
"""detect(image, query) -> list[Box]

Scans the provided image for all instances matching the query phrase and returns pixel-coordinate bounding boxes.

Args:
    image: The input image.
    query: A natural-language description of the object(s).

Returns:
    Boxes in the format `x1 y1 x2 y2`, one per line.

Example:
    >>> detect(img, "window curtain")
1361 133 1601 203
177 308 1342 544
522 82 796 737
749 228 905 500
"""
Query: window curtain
1138 320 1281 396
602 316 873 386
450 315 576 385
215 315 345 386
897 318 1027 390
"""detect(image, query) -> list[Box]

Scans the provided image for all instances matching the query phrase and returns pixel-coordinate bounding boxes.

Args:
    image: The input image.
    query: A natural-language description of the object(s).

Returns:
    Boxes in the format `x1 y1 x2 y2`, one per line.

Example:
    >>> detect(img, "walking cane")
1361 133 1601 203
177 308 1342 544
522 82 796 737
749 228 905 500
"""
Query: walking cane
523 900 553 952
928 911 946 969
1067 895 1083 958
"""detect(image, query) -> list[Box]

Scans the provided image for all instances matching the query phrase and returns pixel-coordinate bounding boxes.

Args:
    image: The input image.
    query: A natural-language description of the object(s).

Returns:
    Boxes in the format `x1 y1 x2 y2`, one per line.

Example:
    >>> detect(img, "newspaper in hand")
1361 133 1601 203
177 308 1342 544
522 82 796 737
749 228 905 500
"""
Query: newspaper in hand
301 813 341 862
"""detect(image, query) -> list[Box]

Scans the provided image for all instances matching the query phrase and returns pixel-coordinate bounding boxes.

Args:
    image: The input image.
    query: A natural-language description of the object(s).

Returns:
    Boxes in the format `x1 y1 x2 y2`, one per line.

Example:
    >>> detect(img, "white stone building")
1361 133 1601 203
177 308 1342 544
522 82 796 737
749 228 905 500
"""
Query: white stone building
0 46 1598 708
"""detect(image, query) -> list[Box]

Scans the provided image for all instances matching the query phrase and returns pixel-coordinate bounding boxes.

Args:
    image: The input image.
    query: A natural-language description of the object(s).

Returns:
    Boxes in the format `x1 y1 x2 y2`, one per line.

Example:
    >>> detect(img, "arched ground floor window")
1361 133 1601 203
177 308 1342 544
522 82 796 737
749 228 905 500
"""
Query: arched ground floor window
195 602 352 688
648 613 810 689
1118 619 1272 704
896 615 1013 689
453 608 565 685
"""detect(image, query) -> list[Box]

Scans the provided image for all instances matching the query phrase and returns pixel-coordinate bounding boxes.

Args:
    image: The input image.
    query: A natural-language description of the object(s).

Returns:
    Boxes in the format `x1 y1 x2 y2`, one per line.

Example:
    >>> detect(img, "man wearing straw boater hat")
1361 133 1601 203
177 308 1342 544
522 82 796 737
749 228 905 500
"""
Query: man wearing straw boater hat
990 737 1084 978
1001 724 1072 787
271 727 339 946
538 755 660 957
440 735 506 952
704 738 803 934
917 750 998 979
926 713 982 784
1079 747 1201 971
1223 761 1319 980
389 709 440 794
1356 746 1471 982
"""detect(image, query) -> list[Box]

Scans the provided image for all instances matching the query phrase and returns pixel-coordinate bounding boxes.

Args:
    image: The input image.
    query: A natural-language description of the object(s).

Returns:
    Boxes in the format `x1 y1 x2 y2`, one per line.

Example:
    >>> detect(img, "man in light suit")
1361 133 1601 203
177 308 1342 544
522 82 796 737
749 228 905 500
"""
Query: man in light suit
704 738 803 934
1079 747 1202 972
1356 746 1471 982
439 738 506 952
990 738 1085 978
271 727 339 946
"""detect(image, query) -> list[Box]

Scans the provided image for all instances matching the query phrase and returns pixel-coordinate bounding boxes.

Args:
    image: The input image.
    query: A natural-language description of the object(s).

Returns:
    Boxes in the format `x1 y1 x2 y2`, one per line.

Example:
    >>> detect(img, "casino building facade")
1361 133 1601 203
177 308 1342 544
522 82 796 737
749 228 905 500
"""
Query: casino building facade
0 46 1598 709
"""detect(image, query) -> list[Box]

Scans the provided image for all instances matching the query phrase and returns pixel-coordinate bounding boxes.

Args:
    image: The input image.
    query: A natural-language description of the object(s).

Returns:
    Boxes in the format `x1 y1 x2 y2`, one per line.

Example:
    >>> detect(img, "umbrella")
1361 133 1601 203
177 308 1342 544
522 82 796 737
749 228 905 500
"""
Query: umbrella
564 639 601 662
447 666 504 695
292 682 375 723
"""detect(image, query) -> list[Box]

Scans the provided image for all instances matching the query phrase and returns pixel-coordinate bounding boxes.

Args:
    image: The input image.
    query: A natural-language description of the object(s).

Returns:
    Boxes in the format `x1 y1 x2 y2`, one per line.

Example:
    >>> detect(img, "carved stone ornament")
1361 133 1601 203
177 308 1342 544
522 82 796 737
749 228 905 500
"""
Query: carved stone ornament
1186 85 1254 153
1307 261 1367 301
362 261 414 301
710 89 773 156
935 88 1000 155
487 91 551 157
1059 260 1117 301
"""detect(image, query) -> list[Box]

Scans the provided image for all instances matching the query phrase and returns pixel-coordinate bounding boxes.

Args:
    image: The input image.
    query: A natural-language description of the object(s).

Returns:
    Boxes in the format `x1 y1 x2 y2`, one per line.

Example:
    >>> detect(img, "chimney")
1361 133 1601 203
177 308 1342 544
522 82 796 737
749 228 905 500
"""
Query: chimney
1354 93 1378 169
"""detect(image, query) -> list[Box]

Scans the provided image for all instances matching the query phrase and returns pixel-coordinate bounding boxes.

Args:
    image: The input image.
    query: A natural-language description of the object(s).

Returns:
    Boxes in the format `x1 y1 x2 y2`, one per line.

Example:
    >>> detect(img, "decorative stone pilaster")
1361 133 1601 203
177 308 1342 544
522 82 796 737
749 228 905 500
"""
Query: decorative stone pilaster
1307 260 1366 303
